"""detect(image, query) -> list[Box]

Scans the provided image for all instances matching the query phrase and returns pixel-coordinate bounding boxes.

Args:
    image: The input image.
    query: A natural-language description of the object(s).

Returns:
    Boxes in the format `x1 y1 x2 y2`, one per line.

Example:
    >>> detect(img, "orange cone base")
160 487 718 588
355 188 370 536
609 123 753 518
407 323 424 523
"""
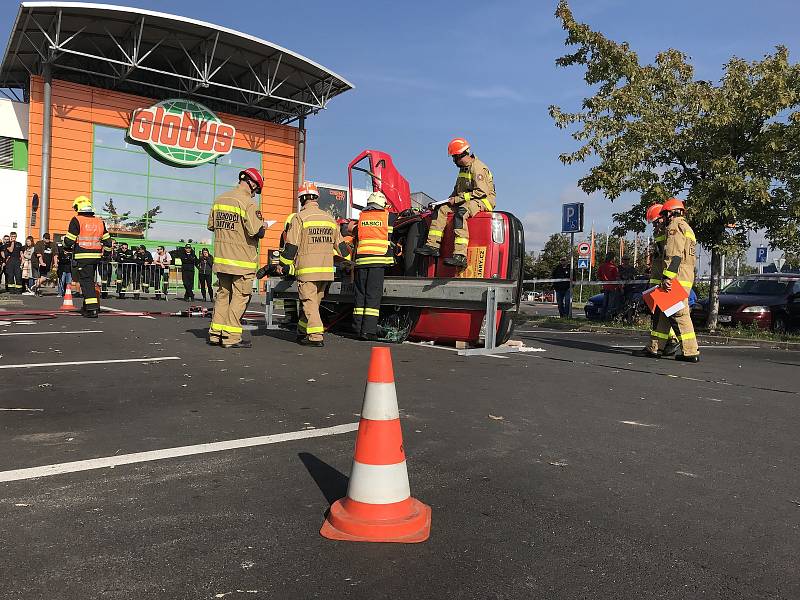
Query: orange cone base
320 497 431 543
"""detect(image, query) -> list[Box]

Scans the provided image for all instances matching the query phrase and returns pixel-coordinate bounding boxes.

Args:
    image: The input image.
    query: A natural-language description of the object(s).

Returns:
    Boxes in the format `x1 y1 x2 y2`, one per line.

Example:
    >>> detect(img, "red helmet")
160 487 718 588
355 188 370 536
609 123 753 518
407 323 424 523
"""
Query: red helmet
297 181 319 200
447 137 470 156
661 198 685 213
645 203 663 223
239 168 264 194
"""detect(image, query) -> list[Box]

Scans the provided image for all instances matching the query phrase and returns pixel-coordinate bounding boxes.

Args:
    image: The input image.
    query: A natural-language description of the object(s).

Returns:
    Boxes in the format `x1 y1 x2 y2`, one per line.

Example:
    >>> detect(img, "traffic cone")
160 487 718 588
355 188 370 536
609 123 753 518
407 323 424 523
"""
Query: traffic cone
60 283 76 311
320 346 431 543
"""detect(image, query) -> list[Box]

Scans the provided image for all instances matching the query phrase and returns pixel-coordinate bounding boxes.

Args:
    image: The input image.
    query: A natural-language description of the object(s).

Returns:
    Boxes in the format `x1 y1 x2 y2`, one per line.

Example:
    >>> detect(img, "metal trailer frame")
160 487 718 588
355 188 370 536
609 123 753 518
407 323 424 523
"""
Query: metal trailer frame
263 277 521 357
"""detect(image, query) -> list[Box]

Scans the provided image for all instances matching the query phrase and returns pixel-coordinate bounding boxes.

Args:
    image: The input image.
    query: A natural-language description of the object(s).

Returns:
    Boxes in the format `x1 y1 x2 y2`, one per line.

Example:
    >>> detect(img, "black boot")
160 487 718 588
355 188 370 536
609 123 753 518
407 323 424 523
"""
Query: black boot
444 254 467 268
298 336 324 347
632 348 660 358
662 338 680 357
414 245 440 257
675 354 700 363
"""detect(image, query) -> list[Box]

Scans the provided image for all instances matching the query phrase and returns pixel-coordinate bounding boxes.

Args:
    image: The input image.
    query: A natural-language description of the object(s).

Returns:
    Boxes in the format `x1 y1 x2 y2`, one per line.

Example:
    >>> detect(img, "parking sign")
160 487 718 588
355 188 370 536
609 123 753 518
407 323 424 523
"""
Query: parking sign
577 257 590 270
756 247 767 263
562 203 584 233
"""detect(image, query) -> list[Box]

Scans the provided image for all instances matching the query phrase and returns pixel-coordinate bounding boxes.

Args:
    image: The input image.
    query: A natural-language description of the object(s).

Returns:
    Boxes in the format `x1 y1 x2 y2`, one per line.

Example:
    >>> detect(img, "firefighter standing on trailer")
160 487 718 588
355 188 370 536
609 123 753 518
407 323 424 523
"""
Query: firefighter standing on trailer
63 195 111 318
352 191 396 341
279 182 351 347
648 198 699 362
207 168 266 349
416 137 496 269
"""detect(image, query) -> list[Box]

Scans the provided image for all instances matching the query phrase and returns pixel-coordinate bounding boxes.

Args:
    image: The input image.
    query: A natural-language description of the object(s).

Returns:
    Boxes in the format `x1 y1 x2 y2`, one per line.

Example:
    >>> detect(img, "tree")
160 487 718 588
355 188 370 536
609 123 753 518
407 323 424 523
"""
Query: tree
102 199 130 229
549 1 800 329
531 233 573 280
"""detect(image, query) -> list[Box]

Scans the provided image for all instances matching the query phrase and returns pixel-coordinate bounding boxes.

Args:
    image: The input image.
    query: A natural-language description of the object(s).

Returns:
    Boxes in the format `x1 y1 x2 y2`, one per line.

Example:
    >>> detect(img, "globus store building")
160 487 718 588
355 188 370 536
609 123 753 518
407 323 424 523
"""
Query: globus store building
0 2 352 267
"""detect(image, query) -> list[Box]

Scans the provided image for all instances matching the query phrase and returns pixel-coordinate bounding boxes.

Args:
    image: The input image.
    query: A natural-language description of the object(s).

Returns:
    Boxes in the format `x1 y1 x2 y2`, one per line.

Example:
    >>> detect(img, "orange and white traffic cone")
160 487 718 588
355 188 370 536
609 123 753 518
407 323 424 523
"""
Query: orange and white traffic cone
60 283 76 311
320 346 431 543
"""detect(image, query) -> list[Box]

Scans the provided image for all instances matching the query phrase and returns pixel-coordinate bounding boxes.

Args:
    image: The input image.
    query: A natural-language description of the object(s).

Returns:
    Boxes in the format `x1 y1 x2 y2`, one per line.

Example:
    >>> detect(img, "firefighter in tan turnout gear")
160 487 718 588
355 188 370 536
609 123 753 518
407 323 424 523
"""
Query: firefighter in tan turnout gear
647 198 700 362
279 182 351 347
206 168 266 348
416 137 496 269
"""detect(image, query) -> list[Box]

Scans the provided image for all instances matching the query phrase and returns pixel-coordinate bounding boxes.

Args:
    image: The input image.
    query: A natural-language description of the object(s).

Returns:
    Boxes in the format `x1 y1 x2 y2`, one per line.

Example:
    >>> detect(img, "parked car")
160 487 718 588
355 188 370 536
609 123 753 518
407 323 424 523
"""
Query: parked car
586 277 697 322
691 274 800 333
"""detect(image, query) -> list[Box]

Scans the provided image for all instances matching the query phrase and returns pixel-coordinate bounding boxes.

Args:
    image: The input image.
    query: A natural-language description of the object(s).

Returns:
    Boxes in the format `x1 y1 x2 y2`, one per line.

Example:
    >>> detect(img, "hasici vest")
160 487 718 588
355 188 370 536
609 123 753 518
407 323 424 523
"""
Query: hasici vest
355 209 393 267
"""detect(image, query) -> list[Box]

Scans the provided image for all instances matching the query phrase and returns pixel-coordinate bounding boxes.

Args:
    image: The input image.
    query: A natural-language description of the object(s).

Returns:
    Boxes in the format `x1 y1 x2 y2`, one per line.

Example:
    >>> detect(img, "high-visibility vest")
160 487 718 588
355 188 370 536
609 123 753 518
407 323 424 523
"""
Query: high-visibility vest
76 215 103 250
355 209 393 266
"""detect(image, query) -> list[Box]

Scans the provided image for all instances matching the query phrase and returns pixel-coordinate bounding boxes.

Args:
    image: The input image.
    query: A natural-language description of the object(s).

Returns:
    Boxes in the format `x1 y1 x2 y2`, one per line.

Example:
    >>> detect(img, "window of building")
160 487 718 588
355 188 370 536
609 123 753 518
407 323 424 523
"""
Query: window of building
92 124 261 247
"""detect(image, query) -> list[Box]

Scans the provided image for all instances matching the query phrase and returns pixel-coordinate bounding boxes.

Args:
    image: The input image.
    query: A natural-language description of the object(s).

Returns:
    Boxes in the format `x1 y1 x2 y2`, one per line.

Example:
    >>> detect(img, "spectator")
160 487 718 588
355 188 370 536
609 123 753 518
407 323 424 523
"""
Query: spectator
197 247 214 302
3 232 24 294
551 256 572 318
0 234 6 289
133 244 153 296
21 235 36 294
32 233 57 295
177 244 198 301
56 242 73 297
618 255 637 303
598 252 621 318
152 245 171 299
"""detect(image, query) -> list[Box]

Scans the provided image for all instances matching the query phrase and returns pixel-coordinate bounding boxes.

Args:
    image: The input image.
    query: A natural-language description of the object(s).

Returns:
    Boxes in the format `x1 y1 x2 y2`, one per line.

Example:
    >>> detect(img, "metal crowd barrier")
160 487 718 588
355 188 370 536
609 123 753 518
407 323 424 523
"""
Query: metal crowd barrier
93 262 185 299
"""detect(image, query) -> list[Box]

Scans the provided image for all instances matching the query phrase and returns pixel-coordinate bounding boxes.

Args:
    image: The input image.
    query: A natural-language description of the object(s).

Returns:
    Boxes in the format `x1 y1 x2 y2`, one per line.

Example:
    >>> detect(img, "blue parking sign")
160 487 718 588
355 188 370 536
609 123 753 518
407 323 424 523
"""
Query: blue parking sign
756 247 767 263
562 203 584 233
577 257 590 270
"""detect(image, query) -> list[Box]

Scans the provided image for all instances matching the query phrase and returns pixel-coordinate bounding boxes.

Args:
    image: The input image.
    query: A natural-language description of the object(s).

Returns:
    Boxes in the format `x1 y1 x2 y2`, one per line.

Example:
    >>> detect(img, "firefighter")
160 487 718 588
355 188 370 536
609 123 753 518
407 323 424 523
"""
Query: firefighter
206 167 266 349
415 137 496 269
279 181 351 347
634 203 679 358
99 240 115 298
352 191 396 341
63 196 111 318
649 198 699 362
3 232 23 293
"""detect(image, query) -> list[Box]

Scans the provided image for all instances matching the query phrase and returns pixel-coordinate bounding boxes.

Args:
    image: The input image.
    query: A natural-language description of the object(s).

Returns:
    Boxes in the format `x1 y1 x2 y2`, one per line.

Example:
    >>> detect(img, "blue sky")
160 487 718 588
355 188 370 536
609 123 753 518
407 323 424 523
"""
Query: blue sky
2 0 799 258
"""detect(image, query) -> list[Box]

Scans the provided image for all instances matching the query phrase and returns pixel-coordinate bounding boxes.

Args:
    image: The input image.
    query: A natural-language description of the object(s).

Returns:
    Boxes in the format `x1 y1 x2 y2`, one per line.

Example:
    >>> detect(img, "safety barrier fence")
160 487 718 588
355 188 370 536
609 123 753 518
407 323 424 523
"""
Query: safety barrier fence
55 263 207 299
522 277 714 303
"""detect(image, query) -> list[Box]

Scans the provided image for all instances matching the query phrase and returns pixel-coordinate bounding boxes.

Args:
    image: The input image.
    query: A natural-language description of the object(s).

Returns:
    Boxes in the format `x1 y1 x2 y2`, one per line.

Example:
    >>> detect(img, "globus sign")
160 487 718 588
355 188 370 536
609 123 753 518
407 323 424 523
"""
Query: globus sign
128 99 236 166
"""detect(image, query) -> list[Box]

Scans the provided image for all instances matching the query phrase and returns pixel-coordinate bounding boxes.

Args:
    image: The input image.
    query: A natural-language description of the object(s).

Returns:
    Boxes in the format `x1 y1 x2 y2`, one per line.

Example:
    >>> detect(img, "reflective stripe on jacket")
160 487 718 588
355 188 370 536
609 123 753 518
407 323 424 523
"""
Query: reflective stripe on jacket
355 209 394 267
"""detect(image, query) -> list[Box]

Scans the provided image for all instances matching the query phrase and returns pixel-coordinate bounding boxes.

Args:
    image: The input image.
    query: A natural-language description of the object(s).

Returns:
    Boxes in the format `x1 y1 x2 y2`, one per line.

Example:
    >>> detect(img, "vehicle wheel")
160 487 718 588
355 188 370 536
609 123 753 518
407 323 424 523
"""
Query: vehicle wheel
772 313 788 334
496 310 516 345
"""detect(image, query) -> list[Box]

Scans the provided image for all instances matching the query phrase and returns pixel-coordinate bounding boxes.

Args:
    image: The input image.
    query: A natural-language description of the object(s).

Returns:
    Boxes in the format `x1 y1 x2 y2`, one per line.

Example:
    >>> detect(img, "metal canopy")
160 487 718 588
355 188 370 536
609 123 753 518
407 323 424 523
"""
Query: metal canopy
0 2 354 123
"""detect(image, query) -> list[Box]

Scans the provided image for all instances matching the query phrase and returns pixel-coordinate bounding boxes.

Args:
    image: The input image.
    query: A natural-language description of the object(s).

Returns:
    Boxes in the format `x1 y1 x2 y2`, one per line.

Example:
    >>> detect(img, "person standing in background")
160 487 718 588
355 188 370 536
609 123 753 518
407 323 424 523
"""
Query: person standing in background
551 256 572 318
33 233 57 296
152 245 171 299
178 244 198 301
56 241 73 297
3 232 24 294
21 235 35 294
198 248 214 302
597 253 621 319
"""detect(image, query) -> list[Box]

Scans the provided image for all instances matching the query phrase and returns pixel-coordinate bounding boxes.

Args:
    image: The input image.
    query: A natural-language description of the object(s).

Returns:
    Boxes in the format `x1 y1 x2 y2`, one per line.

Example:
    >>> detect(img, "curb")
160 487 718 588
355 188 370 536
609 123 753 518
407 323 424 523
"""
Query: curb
520 320 800 351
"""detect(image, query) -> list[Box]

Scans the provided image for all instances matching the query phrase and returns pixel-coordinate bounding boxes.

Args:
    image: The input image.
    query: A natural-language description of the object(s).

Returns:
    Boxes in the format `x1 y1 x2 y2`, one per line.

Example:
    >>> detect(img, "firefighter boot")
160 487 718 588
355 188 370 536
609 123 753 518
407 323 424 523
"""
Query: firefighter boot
662 338 680 357
444 254 467 269
415 245 440 257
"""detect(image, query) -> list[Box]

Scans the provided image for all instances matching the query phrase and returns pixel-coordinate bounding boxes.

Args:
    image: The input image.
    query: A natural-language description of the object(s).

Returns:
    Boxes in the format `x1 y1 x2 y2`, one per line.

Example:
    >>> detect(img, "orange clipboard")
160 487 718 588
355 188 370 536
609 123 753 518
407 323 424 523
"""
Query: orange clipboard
642 283 689 317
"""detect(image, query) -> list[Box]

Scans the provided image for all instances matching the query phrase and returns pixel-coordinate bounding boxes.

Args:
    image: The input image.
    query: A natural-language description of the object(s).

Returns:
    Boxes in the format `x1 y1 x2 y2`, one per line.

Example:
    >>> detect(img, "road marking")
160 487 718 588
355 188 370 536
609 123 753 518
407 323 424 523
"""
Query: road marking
611 344 760 349
619 420 659 428
403 340 509 359
0 330 102 337
0 408 44 411
0 422 360 482
0 356 180 370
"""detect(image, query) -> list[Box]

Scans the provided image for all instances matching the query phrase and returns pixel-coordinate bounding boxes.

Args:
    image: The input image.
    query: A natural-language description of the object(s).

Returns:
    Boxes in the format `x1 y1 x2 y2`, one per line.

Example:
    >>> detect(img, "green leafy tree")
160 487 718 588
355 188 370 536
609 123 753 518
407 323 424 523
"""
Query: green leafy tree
549 1 800 328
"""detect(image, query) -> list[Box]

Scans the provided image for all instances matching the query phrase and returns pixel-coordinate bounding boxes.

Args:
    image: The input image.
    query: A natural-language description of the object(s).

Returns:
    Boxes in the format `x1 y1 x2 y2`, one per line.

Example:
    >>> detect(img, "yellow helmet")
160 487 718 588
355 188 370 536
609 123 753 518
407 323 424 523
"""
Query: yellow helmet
72 195 93 213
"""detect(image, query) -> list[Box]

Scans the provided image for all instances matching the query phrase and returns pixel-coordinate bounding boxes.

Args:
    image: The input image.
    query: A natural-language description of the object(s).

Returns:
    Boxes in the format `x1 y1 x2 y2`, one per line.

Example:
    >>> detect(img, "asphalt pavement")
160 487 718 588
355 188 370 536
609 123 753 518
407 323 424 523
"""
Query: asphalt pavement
2 294 799 599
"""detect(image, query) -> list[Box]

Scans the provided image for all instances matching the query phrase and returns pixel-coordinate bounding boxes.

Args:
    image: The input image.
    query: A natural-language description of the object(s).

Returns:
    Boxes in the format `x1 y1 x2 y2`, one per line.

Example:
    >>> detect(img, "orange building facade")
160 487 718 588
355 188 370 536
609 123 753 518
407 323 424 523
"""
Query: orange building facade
27 75 298 265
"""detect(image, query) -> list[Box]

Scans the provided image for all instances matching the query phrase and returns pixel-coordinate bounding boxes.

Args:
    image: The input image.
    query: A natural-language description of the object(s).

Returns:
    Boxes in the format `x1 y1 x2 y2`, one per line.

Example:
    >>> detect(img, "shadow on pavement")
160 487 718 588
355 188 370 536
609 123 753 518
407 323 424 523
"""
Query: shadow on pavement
299 452 349 505
517 331 633 356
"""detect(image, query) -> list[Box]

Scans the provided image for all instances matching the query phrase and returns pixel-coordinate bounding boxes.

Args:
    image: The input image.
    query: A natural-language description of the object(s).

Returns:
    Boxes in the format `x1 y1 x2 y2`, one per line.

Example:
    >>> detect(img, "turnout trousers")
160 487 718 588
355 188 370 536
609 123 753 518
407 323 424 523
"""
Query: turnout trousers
649 305 699 356
4 259 22 292
425 199 487 256
297 280 328 342
75 260 99 313
353 266 385 336
209 272 253 346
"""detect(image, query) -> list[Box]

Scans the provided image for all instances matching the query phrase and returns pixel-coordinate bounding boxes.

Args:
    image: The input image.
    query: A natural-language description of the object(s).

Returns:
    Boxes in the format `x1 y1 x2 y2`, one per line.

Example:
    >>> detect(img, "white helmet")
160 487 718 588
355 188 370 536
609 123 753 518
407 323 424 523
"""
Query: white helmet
367 191 387 209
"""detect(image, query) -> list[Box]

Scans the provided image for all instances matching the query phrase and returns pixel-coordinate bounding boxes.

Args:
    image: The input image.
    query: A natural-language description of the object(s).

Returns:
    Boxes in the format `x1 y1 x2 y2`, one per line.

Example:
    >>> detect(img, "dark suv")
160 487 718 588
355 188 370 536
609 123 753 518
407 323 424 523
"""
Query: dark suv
691 274 800 333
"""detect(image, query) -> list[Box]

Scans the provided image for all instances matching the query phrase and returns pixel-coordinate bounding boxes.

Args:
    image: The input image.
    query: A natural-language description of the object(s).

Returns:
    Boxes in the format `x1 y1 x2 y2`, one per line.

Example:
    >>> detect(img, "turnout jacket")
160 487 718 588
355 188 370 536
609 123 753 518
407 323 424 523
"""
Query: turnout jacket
63 213 112 261
279 202 351 282
662 216 696 291
207 185 265 276
452 156 496 210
